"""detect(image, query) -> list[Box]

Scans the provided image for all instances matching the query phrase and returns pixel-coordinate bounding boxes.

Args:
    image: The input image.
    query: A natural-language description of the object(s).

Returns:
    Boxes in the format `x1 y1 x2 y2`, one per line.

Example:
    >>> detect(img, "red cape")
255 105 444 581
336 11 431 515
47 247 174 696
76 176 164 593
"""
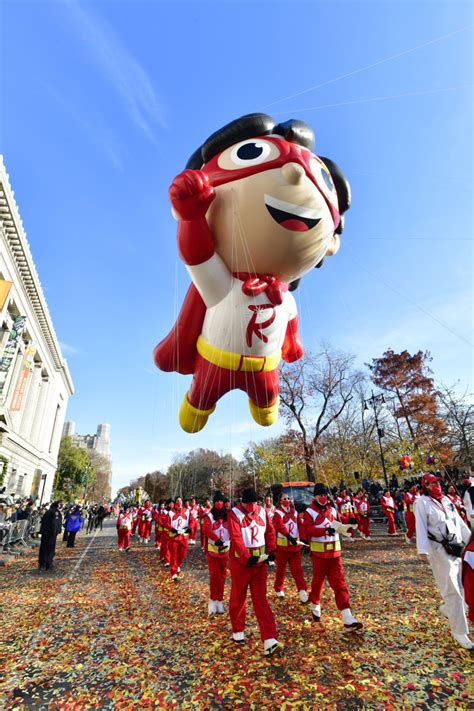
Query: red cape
153 284 206 375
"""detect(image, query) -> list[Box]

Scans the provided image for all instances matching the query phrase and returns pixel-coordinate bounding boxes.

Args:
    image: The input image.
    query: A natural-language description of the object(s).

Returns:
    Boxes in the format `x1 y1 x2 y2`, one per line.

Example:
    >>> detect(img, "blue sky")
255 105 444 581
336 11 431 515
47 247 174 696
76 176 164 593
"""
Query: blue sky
1 0 472 493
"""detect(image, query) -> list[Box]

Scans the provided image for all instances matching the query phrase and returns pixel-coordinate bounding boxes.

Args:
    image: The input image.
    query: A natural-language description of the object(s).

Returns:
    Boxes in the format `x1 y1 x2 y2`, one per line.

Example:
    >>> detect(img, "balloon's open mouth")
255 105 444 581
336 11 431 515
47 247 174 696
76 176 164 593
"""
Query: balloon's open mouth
264 194 322 232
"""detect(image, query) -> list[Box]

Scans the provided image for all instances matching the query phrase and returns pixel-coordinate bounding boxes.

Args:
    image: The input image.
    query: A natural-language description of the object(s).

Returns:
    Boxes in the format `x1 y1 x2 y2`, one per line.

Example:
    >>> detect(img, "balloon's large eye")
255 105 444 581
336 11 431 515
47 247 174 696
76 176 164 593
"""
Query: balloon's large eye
320 167 334 191
218 139 280 169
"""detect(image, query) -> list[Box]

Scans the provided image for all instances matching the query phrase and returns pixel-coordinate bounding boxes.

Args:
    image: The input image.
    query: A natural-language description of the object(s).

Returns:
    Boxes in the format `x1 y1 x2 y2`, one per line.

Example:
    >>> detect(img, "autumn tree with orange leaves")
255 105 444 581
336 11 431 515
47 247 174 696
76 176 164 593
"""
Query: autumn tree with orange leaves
368 350 452 462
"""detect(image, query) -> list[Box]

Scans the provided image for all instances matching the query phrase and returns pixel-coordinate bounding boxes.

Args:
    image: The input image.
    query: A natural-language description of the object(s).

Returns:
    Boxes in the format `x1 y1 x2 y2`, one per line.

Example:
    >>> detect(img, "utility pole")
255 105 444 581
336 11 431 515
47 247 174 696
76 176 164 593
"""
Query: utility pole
363 390 389 488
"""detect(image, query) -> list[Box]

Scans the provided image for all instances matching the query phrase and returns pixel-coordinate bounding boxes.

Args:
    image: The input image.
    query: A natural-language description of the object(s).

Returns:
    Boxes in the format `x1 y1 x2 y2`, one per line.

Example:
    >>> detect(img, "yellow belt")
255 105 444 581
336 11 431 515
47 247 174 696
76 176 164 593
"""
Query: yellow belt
235 545 266 558
208 543 230 554
197 336 280 373
156 525 163 531
119 526 130 530
310 540 341 553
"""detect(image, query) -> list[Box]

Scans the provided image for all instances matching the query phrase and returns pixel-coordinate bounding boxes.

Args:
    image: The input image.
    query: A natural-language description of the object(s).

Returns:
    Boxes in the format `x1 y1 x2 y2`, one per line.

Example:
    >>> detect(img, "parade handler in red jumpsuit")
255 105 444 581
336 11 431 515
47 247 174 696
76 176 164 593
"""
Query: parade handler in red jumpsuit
273 491 308 602
403 486 418 543
381 490 397 536
201 491 230 615
137 500 153 544
228 487 280 656
302 483 363 632
165 497 193 581
116 506 133 552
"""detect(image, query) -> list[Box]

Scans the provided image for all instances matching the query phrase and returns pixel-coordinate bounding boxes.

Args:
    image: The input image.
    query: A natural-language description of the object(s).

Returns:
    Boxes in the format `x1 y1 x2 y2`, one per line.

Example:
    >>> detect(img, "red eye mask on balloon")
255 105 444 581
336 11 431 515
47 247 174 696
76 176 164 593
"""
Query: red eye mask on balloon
201 136 341 230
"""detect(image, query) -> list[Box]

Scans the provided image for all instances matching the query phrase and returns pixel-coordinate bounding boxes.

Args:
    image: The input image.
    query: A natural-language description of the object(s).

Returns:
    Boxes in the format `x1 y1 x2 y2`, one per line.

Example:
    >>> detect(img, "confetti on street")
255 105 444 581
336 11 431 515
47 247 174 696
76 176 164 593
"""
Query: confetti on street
1 521 472 709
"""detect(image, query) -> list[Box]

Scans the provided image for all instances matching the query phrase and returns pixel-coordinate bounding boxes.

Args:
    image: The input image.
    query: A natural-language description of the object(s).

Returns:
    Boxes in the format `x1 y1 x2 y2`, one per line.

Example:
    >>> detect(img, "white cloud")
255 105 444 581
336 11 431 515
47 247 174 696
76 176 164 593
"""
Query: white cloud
59 341 79 356
63 1 166 146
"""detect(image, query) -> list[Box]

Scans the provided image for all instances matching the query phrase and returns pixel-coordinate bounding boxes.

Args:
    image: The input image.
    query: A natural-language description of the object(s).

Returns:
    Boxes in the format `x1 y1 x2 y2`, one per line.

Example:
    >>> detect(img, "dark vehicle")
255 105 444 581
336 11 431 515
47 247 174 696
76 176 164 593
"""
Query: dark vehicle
268 482 315 513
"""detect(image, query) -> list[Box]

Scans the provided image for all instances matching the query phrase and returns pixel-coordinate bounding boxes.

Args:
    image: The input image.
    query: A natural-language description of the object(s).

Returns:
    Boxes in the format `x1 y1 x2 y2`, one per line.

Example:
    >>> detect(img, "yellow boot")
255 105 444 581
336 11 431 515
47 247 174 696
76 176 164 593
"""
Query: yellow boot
248 397 279 427
179 394 215 433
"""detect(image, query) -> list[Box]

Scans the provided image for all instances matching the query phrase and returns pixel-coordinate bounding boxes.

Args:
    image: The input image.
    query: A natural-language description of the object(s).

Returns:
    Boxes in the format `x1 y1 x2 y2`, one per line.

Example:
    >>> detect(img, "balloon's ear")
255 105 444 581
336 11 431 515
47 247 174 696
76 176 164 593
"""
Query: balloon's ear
171 206 179 221
318 156 351 235
289 279 301 292
325 232 341 257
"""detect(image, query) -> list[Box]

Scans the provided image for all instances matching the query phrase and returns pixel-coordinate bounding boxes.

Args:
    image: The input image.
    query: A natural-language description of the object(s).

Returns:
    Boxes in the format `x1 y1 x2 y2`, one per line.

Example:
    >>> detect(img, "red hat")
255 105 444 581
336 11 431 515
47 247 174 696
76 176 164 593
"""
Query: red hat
421 473 440 487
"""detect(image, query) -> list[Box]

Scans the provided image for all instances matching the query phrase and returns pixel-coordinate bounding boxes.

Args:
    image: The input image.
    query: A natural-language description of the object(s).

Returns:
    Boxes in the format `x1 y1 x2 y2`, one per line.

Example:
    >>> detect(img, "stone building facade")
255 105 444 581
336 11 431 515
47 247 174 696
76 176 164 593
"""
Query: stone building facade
0 157 74 503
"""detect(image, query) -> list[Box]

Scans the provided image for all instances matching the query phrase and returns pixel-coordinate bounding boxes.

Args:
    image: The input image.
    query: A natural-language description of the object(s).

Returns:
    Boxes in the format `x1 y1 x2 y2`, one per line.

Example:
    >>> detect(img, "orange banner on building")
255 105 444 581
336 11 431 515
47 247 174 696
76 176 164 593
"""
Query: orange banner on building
0 280 13 310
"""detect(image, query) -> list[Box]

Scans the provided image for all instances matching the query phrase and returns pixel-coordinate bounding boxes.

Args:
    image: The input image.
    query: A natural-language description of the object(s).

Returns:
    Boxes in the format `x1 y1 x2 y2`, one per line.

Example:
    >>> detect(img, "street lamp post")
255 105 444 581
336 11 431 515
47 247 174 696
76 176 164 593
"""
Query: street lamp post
363 390 389 488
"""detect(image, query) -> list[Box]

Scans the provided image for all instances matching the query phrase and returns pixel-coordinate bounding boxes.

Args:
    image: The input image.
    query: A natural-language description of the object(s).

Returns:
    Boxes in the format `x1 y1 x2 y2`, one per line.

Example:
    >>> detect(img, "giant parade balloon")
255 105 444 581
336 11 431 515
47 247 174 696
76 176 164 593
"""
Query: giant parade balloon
153 113 351 433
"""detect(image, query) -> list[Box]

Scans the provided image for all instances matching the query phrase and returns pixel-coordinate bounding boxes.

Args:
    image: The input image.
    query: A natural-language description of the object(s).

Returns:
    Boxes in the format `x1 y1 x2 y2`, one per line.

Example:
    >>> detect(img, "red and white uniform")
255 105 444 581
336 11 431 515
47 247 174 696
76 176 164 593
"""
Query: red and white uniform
462 539 474 625
116 512 132 550
264 501 275 521
152 507 163 548
448 492 467 524
202 511 230 603
302 503 350 611
159 507 170 564
189 501 199 542
165 506 191 576
228 504 277 641
404 491 418 540
199 503 211 549
137 503 153 542
381 493 397 535
131 507 138 534
336 493 354 538
273 505 307 594
355 496 371 538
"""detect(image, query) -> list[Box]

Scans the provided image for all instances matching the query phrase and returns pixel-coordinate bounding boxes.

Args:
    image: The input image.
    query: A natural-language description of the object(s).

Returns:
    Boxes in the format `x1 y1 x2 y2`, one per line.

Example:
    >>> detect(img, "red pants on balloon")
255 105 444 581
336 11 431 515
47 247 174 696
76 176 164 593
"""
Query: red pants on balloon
359 516 370 538
229 558 277 640
138 520 152 541
117 529 131 550
188 354 280 411
207 553 228 601
168 536 189 576
309 556 350 610
385 511 396 535
160 532 170 564
405 511 416 539
274 549 307 593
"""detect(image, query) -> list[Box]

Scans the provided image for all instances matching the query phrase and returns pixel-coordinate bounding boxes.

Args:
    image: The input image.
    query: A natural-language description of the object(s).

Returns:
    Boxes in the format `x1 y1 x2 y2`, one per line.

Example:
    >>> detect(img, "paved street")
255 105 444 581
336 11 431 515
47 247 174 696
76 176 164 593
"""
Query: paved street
1 519 472 708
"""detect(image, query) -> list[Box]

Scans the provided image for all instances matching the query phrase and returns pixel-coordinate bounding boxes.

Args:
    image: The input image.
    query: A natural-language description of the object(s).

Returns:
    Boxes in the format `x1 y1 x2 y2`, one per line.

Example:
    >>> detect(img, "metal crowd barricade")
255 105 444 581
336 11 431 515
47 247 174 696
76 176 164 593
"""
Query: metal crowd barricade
2 519 29 552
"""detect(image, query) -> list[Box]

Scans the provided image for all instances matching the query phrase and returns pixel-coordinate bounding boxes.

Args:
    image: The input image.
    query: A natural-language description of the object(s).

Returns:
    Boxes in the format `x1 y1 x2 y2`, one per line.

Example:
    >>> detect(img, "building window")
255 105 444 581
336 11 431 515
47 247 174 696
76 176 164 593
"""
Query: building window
15 474 24 496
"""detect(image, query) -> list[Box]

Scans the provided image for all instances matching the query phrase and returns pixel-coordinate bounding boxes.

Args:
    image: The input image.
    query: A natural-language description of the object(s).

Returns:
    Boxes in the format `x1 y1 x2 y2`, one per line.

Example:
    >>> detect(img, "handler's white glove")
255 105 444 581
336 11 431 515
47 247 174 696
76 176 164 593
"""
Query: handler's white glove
332 521 354 538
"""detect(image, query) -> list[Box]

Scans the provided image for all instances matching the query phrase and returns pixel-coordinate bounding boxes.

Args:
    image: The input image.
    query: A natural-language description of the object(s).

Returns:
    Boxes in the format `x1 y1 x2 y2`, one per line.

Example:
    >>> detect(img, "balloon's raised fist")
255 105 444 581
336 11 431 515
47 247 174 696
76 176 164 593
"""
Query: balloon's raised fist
169 169 215 220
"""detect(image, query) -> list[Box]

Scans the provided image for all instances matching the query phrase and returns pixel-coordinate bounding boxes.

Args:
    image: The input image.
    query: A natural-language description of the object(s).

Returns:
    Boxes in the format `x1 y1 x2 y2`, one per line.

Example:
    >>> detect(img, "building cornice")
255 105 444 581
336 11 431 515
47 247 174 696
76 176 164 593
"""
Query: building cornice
0 156 74 395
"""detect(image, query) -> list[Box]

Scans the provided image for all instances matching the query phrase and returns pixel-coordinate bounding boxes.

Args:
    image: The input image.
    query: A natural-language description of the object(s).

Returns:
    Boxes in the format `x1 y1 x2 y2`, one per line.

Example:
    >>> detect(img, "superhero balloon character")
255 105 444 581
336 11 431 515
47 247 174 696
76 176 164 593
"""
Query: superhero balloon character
154 113 350 433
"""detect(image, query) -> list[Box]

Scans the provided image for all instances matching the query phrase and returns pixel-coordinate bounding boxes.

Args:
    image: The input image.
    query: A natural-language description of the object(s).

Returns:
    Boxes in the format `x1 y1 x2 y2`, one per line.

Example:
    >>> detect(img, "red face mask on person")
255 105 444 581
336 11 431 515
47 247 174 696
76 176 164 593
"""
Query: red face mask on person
316 496 328 506
214 501 224 510
175 500 182 510
244 502 257 513
429 484 443 499
224 502 231 509
281 499 291 508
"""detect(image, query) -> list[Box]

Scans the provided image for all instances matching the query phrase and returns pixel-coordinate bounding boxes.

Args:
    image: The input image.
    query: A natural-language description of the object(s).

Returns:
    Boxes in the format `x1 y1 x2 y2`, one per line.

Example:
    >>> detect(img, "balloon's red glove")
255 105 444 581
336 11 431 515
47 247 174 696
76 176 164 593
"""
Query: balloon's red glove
281 316 304 362
169 170 215 221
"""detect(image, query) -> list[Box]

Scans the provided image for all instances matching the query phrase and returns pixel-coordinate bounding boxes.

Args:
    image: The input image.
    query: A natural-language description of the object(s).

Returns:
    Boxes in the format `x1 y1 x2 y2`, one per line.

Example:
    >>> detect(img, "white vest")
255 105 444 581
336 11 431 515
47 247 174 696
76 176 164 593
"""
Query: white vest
117 514 132 530
232 505 267 548
168 509 190 532
206 512 230 544
306 506 340 544
274 507 300 541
